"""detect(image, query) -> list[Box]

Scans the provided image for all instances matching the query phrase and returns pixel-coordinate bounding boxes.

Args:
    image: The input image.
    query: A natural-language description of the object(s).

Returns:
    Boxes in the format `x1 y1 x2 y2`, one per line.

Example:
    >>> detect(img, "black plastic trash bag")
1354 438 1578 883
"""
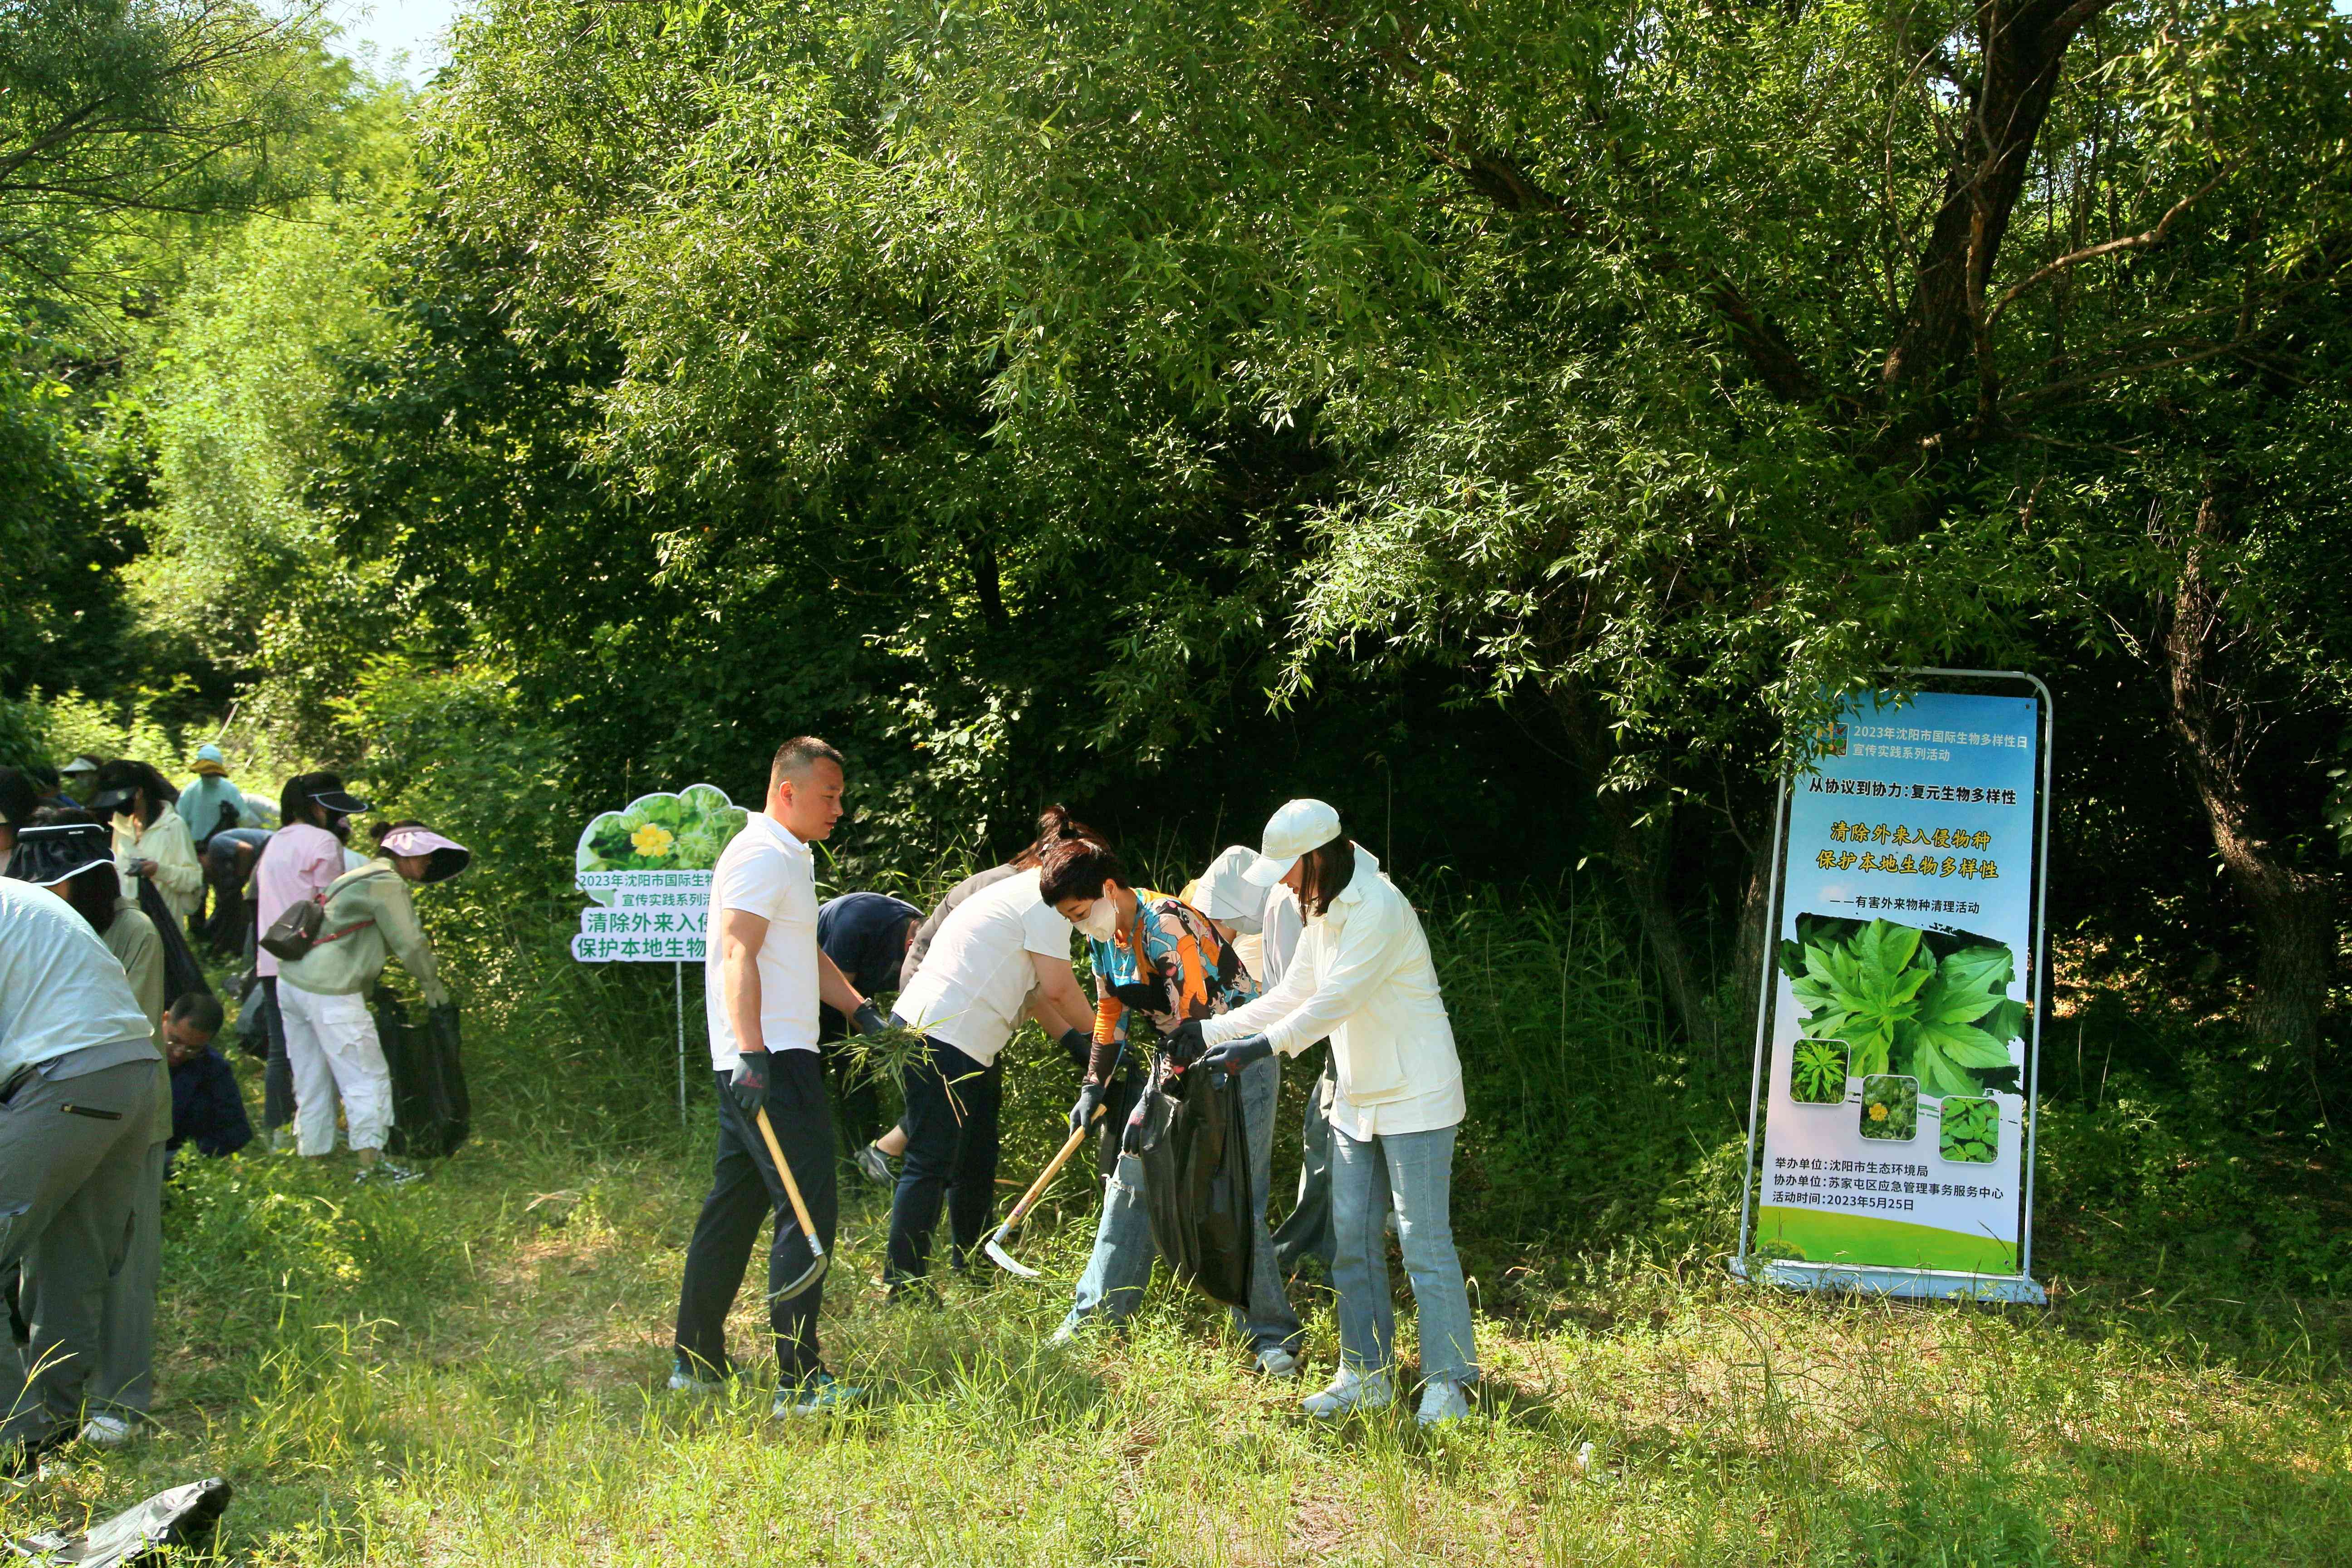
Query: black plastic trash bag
1136 1063 1255 1308
376 991 471 1159
133 879 214 1018
7 1476 232 1565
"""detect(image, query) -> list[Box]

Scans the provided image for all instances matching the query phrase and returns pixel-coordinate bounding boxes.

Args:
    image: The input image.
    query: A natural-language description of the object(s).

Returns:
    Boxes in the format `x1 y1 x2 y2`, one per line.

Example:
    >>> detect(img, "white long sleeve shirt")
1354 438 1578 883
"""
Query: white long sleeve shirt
1202 848 1464 1138
114 809 202 923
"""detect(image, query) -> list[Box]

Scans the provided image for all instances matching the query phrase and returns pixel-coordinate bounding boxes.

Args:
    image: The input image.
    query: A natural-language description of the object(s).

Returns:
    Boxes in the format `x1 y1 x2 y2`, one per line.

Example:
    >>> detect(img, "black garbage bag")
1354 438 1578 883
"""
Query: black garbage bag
133 878 213 1018
377 992 471 1159
1135 1063 1255 1308
7 1475 232 1565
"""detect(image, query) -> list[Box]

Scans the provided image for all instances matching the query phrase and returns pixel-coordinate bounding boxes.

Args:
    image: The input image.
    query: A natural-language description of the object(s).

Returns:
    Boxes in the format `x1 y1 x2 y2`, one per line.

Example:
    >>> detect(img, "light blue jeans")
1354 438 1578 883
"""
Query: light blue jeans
1329 1121 1477 1388
1060 1053 1303 1357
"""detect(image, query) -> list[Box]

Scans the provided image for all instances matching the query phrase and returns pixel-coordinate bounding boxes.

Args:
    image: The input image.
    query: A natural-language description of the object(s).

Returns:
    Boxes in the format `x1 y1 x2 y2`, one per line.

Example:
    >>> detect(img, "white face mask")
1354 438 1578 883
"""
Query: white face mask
1075 887 1120 941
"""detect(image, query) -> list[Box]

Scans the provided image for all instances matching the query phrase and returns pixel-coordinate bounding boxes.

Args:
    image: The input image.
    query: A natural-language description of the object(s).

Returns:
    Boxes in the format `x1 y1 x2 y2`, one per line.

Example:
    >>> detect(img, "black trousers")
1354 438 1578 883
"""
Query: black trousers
885 1036 1001 1287
673 1054 838 1386
259 977 295 1130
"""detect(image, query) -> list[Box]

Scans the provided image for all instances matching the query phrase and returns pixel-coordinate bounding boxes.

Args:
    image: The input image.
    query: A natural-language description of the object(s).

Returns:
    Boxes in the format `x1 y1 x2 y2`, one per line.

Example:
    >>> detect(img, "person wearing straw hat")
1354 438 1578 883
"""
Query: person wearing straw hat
175 743 252 845
0 826 162 1475
1179 799 1478 1427
275 818 471 1184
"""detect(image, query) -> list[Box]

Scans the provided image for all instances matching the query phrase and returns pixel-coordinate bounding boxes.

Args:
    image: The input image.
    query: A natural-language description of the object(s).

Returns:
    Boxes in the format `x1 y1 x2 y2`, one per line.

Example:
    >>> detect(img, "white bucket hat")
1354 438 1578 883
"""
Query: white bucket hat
1243 799 1343 887
1195 845 1271 928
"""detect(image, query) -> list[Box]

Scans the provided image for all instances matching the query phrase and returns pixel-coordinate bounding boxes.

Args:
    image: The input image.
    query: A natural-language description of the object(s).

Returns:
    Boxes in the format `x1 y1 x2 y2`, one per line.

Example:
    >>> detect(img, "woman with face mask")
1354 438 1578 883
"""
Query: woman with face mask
1043 838 1304 1376
88 761 202 927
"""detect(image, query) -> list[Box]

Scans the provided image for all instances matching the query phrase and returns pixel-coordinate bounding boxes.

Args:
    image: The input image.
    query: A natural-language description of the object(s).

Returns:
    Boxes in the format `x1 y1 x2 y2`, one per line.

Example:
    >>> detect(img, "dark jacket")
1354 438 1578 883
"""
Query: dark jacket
170 1047 255 1157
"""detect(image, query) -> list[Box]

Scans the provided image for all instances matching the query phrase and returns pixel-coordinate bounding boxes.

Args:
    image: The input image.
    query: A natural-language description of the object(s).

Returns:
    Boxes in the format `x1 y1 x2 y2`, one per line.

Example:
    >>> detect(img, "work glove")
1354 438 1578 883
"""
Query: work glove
1068 1080 1105 1135
1057 1027 1092 1070
1162 1018 1207 1068
851 1001 891 1036
1199 1034 1273 1075
729 1049 771 1114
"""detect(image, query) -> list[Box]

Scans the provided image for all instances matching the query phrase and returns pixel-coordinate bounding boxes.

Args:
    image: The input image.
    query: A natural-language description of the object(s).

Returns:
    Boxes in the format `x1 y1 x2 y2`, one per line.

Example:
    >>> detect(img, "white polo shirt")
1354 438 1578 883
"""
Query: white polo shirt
892 867 1072 1065
702 811 820 1067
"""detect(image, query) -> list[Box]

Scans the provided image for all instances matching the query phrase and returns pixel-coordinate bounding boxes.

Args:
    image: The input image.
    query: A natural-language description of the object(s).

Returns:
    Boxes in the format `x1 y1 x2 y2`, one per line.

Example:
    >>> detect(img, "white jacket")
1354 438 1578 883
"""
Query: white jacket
1203 848 1464 1137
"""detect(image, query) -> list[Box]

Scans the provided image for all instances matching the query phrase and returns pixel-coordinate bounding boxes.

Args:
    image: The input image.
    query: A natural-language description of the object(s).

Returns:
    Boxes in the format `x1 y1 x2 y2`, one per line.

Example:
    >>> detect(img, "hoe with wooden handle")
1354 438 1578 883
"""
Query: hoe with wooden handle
983 1115 1101 1279
753 1106 829 1301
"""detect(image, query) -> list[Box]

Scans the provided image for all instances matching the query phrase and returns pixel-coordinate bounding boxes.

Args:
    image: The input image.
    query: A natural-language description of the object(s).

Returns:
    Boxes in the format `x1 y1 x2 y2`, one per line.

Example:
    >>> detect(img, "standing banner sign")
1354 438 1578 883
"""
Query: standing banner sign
571 784 749 1124
1735 673 2052 1303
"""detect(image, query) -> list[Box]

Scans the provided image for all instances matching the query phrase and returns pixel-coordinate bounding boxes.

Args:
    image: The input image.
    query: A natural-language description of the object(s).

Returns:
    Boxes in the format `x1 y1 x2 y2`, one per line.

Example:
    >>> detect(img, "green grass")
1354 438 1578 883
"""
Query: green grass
8 885 2349 1563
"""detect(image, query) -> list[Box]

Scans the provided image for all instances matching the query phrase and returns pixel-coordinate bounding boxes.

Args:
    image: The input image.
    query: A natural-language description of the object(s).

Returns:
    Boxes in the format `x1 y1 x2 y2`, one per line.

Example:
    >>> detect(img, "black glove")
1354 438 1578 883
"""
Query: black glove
851 1000 890 1036
729 1049 770 1113
1200 1034 1273 1074
1057 1027 1092 1069
1163 1018 1207 1068
1068 1080 1105 1134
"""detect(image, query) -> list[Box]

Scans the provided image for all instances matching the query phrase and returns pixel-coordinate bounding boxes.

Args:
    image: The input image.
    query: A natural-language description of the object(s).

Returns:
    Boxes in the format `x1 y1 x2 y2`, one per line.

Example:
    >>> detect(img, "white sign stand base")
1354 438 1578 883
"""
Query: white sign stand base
1730 1256 2047 1304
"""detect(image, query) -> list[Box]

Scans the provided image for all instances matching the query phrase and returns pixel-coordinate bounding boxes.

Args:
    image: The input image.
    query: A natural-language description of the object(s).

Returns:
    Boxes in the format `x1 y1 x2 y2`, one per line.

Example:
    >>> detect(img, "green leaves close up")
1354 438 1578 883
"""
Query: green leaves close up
1782 919 2024 1098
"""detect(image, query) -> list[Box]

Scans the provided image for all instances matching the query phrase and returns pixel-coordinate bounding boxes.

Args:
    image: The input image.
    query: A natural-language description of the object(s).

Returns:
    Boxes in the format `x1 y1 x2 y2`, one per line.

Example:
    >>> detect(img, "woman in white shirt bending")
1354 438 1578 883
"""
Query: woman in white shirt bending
1186 799 1476 1428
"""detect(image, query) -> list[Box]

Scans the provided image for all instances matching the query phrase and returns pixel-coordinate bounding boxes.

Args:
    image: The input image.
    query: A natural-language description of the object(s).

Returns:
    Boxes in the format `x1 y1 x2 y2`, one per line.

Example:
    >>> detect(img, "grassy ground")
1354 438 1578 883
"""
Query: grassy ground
7 1076 2349 1566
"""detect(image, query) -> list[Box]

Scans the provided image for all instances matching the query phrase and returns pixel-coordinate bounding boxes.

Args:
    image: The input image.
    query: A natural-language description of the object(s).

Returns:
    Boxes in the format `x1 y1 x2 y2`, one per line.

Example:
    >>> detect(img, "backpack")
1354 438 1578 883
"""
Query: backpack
375 989 471 1159
1135 1062 1256 1308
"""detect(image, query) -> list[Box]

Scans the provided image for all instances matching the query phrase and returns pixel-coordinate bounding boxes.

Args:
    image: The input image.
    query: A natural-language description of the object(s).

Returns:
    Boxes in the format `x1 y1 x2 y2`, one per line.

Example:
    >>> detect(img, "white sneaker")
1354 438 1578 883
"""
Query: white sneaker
1255 1344 1300 1379
1415 1379 1472 1427
1299 1365 1393 1419
79 1414 134 1448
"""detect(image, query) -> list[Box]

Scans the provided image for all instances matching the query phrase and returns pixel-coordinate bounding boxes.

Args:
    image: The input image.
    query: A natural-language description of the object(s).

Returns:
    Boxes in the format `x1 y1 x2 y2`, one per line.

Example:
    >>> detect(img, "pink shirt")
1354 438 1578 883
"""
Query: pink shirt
254 823 345 977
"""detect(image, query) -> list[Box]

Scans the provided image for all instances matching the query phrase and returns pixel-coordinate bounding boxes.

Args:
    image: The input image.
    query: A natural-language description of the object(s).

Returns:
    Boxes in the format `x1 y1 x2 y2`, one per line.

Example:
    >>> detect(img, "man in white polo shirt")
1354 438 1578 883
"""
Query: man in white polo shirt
669 736 888 1417
884 860 1090 1290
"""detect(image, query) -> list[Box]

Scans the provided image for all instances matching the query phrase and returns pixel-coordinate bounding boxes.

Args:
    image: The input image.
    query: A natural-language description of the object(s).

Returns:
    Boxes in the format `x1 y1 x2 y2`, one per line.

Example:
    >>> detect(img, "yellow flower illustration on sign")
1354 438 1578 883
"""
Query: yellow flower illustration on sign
1868 1102 1888 1122
630 823 675 858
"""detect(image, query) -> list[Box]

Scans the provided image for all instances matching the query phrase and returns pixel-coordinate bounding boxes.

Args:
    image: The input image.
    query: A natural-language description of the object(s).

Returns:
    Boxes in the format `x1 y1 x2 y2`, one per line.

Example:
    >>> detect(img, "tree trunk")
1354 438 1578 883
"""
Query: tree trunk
1726 823 1779 1046
2161 480 2338 1089
1549 686 1720 1053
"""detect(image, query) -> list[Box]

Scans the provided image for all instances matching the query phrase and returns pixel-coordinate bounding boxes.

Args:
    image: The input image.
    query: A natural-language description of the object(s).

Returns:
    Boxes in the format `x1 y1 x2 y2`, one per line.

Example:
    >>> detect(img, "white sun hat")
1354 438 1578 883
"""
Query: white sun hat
1243 799 1344 887
1195 845 1271 927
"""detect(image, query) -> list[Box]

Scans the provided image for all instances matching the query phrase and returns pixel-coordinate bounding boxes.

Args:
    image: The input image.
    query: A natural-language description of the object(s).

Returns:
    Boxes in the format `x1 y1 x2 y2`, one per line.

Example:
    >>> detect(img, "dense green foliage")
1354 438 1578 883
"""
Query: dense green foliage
3 0 2347 1292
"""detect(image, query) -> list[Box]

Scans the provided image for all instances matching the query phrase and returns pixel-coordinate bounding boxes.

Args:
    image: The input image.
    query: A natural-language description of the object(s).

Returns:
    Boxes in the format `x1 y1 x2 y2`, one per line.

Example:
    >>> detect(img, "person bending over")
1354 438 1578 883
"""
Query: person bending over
883 831 1095 1291
854 805 1104 1185
1181 799 1478 1428
1047 837 1306 1376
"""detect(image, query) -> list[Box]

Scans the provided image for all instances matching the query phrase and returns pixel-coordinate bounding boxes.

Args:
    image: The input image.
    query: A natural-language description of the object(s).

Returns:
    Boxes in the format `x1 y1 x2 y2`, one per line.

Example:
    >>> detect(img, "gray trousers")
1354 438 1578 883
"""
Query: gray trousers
1271 1054 1356 1274
0 1059 158 1446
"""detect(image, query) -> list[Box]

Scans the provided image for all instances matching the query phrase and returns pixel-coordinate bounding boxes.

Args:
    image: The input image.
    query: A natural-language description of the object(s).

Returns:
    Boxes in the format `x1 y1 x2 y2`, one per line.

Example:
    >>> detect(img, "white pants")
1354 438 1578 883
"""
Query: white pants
278 983 393 1156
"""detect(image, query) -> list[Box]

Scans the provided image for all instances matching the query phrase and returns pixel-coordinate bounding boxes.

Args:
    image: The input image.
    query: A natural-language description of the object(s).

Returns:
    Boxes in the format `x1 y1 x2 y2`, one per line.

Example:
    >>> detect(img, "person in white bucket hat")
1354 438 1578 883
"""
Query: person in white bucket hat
1176 798 1477 1427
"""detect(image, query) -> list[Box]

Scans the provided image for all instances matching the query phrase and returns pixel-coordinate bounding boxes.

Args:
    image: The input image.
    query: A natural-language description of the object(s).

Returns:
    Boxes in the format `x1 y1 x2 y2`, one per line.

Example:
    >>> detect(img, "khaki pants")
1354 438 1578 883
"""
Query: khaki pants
0 1059 157 1446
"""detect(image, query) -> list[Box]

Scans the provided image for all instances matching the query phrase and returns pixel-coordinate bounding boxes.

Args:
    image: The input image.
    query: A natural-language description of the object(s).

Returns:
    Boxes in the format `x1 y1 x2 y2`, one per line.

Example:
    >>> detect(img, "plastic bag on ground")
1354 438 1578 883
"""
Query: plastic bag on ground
6 1475 232 1565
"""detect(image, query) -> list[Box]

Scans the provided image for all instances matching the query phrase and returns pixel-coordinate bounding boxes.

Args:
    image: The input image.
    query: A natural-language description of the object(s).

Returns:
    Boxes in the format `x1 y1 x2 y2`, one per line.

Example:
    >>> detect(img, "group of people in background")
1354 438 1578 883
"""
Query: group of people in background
0 748 466 1472
669 737 1478 1427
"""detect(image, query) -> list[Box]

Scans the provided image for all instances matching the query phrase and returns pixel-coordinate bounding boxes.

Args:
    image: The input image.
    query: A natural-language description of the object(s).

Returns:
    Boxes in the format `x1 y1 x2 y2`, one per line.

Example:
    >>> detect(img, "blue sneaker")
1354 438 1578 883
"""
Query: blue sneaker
774 1371 865 1417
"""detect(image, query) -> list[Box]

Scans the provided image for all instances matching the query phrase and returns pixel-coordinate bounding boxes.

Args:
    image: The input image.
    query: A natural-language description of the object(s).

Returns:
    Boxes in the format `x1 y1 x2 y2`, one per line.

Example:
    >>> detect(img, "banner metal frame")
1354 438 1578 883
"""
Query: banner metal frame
1731 668 2053 1306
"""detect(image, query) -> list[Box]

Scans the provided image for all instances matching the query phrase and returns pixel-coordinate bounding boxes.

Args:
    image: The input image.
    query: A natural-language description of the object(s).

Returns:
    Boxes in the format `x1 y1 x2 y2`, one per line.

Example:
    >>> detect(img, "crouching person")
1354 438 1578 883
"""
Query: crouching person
167 995 252 1160
1185 800 1477 1427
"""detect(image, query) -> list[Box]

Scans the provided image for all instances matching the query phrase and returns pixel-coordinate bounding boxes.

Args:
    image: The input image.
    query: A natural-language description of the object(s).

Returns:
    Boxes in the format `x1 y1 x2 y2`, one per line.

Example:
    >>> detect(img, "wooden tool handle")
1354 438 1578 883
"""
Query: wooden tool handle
1003 1120 1096 1232
754 1106 826 1256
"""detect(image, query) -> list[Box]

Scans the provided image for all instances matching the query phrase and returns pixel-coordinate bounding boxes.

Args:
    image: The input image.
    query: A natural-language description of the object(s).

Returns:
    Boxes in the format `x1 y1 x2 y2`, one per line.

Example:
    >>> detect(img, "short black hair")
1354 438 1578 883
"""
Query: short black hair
769 736 844 796
169 992 225 1036
1037 835 1127 905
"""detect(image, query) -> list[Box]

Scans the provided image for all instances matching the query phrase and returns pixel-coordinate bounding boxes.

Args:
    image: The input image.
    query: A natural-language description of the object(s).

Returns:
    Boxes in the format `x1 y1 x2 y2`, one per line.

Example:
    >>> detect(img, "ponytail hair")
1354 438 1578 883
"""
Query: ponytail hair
1011 803 1103 869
